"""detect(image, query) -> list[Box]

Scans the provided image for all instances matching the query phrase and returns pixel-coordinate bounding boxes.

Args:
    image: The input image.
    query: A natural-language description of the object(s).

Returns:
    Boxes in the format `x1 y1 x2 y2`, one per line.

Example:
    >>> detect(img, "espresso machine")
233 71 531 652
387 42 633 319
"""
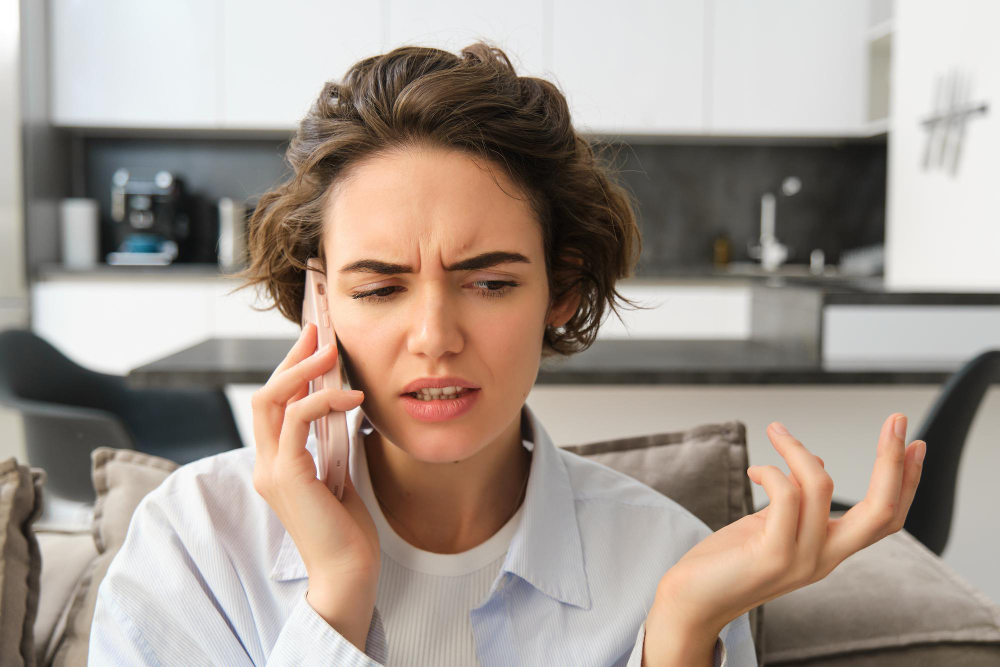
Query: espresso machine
106 168 218 265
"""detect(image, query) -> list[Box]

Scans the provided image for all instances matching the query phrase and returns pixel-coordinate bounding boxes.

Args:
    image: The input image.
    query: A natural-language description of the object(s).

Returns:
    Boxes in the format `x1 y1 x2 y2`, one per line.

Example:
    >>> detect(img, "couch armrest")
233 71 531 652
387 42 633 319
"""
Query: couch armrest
763 519 1000 666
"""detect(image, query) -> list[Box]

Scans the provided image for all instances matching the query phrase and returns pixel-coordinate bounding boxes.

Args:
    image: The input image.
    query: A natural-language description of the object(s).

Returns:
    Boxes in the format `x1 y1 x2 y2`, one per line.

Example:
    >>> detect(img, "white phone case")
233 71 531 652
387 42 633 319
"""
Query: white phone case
302 257 350 500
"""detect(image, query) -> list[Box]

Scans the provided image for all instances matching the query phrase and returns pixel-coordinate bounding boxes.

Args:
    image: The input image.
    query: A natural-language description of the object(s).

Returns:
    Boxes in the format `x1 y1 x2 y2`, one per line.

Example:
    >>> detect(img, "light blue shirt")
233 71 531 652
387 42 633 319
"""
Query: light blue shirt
89 402 755 666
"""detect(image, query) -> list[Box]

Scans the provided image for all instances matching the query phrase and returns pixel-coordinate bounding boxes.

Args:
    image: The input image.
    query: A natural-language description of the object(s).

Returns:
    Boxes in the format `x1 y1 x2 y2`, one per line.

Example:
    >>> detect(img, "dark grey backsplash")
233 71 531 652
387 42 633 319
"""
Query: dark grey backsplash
81 136 886 273
602 139 887 273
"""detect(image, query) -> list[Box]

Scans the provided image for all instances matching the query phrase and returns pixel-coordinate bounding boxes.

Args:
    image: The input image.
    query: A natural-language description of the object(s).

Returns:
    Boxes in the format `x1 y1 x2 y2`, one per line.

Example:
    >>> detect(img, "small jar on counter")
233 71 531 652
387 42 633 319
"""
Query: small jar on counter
712 232 732 268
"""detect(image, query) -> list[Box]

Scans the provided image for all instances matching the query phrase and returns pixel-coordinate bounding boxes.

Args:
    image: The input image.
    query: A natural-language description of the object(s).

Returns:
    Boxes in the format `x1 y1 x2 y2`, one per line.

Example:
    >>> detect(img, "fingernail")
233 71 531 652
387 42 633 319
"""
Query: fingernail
915 441 926 464
894 415 907 440
771 422 789 435
350 390 364 399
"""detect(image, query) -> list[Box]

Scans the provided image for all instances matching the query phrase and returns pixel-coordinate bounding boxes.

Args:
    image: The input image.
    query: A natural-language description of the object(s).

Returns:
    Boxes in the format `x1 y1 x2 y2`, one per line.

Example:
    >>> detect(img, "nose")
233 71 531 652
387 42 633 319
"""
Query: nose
405 282 464 360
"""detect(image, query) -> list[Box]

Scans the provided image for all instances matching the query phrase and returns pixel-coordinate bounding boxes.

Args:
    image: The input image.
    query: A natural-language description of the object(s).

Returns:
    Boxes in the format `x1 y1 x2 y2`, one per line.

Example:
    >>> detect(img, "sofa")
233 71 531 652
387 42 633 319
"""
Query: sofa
3 418 1000 666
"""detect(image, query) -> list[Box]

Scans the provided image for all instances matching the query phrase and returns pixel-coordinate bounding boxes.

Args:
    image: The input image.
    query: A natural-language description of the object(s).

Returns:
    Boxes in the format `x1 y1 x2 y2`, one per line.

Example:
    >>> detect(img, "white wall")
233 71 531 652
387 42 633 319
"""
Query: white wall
885 0 1000 290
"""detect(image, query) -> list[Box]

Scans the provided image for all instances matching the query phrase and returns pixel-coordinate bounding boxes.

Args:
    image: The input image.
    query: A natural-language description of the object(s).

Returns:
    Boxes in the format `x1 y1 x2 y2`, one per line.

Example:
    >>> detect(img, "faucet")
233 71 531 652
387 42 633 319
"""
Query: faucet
748 176 800 272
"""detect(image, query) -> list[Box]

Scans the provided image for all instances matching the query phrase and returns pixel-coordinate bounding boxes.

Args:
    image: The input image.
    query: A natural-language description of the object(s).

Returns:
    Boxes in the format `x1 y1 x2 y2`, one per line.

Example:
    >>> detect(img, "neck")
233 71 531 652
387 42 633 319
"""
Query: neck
364 408 533 554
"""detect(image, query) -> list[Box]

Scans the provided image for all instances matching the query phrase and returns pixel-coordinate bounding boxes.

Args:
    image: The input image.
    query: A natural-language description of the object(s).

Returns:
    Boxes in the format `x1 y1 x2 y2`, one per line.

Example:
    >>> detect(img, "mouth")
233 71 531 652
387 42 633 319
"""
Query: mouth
404 386 480 402
400 387 481 422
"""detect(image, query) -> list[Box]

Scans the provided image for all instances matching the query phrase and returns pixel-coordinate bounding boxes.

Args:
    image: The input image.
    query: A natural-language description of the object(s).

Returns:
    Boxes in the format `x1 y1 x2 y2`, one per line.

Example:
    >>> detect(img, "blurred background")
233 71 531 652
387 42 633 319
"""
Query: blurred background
1 0 998 605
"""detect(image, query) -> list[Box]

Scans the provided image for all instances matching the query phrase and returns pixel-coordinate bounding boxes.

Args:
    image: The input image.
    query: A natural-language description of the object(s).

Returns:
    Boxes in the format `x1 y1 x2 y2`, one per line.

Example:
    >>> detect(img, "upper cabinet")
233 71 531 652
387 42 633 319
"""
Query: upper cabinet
50 0 222 128
220 0 383 130
706 0 869 136
387 0 546 77
551 0 706 135
48 0 878 137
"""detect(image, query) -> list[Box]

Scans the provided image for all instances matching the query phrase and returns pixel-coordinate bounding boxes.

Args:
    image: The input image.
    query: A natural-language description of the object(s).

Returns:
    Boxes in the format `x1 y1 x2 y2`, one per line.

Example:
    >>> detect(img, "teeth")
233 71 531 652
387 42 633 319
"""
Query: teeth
410 386 470 401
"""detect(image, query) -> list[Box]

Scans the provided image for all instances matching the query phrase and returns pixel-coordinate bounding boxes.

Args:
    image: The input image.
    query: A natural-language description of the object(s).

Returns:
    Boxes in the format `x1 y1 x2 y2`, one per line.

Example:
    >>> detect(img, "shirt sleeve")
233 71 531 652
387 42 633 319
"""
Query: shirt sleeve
87 489 388 666
625 610 757 667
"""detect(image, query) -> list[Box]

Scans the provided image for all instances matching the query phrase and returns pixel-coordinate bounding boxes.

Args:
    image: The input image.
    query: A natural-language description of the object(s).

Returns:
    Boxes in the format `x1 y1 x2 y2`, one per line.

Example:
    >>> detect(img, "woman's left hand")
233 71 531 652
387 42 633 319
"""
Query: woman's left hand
644 413 926 660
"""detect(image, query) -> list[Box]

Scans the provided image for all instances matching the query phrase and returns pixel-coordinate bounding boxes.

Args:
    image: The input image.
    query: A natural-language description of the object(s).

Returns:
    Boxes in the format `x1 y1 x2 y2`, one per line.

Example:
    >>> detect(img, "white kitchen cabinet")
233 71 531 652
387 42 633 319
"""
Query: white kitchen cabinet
386 0 546 76
707 0 869 135
550 0 706 135
220 0 384 129
823 304 1000 366
50 0 222 128
30 277 298 376
597 282 751 339
49 0 876 136
884 0 1000 291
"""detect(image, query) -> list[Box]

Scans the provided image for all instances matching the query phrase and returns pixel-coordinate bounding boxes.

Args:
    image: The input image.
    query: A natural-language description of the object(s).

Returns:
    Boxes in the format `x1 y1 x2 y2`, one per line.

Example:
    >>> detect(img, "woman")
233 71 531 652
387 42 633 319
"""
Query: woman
89 42 925 667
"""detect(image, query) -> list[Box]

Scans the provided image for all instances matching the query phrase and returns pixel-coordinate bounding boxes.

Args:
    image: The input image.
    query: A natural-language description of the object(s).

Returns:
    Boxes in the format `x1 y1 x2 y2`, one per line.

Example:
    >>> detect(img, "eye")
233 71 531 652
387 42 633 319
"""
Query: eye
472 280 519 299
351 280 520 304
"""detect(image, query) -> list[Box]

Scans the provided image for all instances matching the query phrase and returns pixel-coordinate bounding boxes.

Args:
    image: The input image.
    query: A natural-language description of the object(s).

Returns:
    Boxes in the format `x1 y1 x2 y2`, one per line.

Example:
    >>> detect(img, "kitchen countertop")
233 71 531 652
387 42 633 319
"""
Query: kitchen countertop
125 336 977 389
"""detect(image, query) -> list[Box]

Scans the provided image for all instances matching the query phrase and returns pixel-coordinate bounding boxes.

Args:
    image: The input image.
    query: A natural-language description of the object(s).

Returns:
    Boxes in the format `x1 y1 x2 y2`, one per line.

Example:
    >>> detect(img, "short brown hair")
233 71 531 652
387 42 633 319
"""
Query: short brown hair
227 41 644 360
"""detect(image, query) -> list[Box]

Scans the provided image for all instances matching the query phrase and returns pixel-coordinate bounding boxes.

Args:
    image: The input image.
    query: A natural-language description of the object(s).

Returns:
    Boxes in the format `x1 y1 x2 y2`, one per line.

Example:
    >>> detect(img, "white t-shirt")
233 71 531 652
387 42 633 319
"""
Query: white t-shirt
352 418 530 667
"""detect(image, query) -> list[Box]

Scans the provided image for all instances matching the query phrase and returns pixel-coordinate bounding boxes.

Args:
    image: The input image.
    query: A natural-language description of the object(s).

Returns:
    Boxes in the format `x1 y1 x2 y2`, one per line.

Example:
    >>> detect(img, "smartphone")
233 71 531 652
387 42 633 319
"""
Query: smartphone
302 257 351 500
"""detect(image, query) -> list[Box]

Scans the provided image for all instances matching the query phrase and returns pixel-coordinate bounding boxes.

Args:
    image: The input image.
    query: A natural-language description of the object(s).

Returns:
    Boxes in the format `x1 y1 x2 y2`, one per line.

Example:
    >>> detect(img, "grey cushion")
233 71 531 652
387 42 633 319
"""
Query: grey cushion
0 457 47 667
763 510 1000 666
561 420 764 666
45 447 178 667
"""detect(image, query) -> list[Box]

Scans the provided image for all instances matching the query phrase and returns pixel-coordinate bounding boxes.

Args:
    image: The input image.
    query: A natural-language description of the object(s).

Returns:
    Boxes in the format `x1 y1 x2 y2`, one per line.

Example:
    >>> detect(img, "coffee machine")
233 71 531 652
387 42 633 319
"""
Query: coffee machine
106 168 218 265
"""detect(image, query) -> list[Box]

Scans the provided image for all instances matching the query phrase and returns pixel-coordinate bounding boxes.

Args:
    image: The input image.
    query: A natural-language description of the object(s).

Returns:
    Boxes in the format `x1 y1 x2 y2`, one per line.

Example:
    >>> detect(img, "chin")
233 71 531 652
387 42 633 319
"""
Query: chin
399 436 481 463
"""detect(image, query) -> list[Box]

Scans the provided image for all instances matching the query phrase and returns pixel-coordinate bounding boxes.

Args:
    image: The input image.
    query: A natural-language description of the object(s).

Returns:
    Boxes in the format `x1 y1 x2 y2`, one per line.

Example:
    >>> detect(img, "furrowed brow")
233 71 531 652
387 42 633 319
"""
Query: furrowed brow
338 250 530 275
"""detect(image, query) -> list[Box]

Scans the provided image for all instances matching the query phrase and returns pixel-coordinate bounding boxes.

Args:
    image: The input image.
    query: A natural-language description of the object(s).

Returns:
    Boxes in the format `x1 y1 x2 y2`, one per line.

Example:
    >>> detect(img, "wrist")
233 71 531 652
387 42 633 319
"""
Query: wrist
306 580 376 653
643 583 724 667
643 605 720 667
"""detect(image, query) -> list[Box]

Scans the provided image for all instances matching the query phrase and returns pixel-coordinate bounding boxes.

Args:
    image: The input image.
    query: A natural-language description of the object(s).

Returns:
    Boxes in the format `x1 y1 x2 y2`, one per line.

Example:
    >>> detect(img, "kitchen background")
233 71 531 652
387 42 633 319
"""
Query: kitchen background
3 0 999 609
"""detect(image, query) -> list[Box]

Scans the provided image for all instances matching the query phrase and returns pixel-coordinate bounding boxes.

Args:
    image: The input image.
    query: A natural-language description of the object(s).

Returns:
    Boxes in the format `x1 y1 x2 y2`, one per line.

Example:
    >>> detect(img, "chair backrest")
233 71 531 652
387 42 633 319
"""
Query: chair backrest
0 328 125 409
22 404 134 504
906 348 1000 556
0 328 244 503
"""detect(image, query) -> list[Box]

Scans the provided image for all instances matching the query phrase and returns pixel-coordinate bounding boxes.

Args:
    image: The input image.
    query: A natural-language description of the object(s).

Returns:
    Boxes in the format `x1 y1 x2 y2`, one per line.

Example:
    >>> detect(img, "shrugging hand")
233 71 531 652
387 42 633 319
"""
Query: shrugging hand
643 413 926 666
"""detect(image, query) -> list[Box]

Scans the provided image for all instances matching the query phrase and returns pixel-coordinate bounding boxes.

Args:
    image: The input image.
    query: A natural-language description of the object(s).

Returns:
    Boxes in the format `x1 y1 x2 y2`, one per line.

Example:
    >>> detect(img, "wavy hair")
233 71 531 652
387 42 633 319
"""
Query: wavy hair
226 40 645 360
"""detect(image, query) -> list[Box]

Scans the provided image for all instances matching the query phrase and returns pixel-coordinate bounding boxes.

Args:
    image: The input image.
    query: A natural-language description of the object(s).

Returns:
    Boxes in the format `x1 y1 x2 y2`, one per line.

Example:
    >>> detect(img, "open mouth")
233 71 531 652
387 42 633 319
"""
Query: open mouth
405 387 478 401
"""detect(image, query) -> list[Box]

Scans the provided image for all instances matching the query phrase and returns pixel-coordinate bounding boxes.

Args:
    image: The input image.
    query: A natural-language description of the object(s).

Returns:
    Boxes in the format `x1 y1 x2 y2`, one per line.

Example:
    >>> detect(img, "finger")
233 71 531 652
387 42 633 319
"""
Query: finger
277 387 365 465
821 414 909 565
786 454 822 488
865 414 907 528
766 423 833 567
256 336 340 442
747 465 799 556
888 439 925 532
273 322 319 379
252 324 319 449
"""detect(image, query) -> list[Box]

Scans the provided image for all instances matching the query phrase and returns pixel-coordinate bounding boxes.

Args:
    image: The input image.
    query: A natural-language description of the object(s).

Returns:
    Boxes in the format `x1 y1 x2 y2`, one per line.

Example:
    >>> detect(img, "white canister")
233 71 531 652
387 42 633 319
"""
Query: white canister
59 198 100 268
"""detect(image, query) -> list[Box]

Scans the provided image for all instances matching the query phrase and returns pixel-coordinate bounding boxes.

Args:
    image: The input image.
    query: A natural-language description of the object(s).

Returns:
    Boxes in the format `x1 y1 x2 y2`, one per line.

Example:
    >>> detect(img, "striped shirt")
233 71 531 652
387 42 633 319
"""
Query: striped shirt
349 410 529 666
89 402 756 666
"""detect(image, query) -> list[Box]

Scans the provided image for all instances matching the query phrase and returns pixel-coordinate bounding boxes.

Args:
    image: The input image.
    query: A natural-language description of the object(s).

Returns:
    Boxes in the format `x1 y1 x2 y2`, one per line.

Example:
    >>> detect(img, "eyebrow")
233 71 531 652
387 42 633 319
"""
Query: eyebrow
338 250 531 275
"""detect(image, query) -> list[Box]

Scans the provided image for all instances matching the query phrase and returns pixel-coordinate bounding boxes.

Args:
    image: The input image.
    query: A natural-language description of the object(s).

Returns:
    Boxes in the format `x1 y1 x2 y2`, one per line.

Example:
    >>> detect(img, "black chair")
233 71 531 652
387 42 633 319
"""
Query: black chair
826 349 999 556
0 328 244 505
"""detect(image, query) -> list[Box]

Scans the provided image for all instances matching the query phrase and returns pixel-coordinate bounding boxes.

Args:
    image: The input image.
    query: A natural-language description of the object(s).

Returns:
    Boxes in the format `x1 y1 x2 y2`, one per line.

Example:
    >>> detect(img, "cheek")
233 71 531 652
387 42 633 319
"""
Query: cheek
474 307 544 360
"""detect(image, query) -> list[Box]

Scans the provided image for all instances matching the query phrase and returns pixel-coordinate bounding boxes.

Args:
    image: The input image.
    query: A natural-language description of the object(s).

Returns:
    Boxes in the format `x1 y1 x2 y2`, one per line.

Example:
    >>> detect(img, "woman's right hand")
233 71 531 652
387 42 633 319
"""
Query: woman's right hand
251 322 380 643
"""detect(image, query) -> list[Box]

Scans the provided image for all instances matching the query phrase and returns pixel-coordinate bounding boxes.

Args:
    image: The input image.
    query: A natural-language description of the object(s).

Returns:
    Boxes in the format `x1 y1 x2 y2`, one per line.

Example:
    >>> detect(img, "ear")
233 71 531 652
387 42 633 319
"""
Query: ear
546 255 584 330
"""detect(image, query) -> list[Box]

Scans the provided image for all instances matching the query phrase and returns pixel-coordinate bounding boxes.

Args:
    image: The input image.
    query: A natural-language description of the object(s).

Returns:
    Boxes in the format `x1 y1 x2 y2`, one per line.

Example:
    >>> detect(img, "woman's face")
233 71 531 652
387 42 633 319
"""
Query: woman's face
321 143 573 463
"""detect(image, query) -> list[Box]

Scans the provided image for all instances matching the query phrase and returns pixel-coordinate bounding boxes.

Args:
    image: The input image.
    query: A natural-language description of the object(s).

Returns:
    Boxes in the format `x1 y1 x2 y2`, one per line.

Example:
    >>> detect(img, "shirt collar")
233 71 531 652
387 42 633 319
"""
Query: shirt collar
268 403 592 611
